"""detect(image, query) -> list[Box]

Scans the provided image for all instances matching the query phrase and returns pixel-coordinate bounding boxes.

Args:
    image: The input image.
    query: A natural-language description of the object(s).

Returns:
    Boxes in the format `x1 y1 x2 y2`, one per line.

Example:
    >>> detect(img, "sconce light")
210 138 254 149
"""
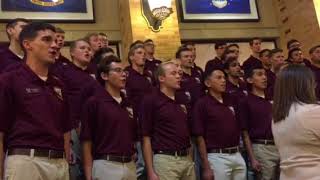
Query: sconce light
141 0 173 32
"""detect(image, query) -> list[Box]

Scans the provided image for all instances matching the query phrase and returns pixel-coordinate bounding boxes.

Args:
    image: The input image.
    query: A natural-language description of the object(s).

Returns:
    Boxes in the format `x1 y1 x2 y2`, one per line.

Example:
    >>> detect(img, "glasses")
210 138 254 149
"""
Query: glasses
110 68 127 75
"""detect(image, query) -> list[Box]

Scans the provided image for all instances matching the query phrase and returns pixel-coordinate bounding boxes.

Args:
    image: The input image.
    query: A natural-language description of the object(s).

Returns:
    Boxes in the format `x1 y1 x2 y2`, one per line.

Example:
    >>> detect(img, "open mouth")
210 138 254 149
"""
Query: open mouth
49 50 57 57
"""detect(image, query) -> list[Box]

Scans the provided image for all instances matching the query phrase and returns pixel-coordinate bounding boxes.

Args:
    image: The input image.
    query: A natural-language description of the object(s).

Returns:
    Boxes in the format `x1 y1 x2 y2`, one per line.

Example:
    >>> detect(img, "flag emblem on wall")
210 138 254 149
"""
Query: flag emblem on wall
212 0 228 9
30 0 64 7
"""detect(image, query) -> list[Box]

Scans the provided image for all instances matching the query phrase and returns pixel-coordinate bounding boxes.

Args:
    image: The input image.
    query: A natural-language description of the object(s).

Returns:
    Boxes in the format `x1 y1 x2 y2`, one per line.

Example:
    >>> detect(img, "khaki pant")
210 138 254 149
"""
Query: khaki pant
153 154 195 180
5 155 69 180
208 152 246 180
252 144 280 180
92 160 136 180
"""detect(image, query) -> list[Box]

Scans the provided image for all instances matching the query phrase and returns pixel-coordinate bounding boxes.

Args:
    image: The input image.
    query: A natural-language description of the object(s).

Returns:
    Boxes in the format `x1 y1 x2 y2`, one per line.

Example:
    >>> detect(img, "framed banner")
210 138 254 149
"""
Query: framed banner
179 0 259 22
0 0 95 23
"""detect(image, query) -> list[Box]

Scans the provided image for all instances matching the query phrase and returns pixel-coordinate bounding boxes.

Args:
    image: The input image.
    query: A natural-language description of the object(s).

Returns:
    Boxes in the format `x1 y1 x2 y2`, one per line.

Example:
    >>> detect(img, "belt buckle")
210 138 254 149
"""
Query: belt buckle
122 156 125 162
264 140 268 145
175 151 178 157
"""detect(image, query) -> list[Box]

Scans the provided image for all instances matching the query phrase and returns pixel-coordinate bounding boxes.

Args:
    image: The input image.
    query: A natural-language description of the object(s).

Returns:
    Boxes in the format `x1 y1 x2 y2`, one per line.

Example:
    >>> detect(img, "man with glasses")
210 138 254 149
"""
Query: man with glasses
81 55 138 180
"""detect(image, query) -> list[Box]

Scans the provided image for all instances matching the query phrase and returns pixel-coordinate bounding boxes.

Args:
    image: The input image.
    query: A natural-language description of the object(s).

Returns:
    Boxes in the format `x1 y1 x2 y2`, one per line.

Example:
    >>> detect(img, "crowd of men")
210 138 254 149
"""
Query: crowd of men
0 18 320 180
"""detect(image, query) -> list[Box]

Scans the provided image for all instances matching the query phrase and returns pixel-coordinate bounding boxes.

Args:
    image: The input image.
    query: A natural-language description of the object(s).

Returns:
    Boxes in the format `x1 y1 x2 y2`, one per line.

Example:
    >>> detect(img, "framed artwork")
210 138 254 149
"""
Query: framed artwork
178 0 259 22
0 0 95 23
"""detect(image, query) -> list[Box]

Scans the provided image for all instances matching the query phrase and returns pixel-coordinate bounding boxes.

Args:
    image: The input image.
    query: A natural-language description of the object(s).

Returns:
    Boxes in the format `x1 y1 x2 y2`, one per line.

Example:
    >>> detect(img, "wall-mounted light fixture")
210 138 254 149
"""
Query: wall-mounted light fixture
141 0 173 32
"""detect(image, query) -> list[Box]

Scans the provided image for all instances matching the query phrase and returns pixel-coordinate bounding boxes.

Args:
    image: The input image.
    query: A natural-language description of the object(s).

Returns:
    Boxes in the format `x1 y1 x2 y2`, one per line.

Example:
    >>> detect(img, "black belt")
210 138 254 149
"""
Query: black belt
252 139 275 145
154 149 189 156
7 148 65 159
208 146 240 154
94 155 132 163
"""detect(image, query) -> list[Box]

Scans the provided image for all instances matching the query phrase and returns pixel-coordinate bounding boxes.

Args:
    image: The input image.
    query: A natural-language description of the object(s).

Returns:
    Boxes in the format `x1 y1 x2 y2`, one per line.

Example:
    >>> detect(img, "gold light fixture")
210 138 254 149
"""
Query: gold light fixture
141 0 173 32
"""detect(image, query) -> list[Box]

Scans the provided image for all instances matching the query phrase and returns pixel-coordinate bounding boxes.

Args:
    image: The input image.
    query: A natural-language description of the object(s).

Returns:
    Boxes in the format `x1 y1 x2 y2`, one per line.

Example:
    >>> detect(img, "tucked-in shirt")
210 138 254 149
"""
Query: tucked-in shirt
81 90 137 157
192 93 240 149
140 90 190 151
272 103 320 180
0 64 71 151
238 93 273 140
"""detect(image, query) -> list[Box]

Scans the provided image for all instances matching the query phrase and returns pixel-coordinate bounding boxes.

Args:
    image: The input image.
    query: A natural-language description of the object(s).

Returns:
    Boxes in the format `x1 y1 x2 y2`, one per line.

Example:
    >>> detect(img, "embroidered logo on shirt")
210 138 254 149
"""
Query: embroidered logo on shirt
228 106 235 115
25 88 40 94
185 91 191 102
155 63 160 66
269 100 273 104
146 77 152 84
126 107 134 118
121 89 127 97
90 74 96 80
180 104 187 114
243 90 248 96
53 86 63 100
147 70 153 76
197 70 202 75
195 77 201 84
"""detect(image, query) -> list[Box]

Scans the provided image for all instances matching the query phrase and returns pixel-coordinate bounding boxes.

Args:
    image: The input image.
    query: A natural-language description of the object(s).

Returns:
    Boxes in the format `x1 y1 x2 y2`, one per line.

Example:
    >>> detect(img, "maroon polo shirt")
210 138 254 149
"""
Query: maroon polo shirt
192 93 240 149
0 64 71 151
238 93 273 140
226 79 248 102
140 90 191 151
193 64 204 78
80 90 137 157
51 61 99 128
177 70 205 105
265 69 276 98
0 47 24 73
144 58 162 76
125 66 154 115
242 55 262 74
309 64 320 99
205 57 224 72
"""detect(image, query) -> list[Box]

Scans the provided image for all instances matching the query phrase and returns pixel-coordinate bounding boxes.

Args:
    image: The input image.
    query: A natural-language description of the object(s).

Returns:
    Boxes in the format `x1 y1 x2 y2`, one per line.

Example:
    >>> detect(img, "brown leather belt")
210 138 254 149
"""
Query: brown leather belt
252 139 275 145
208 146 240 154
7 148 65 159
154 149 189 157
94 155 132 163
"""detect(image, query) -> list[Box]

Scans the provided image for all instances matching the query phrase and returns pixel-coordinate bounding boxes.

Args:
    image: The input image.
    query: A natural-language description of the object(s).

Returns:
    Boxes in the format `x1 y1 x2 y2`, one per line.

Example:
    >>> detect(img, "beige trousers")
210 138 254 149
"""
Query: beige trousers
5 155 69 180
92 160 137 180
153 154 195 180
252 144 280 180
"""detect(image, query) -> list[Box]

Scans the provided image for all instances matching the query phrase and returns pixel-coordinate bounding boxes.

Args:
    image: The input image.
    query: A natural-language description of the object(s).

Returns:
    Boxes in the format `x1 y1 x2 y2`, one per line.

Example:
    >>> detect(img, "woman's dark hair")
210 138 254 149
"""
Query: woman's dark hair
97 55 121 86
273 64 317 122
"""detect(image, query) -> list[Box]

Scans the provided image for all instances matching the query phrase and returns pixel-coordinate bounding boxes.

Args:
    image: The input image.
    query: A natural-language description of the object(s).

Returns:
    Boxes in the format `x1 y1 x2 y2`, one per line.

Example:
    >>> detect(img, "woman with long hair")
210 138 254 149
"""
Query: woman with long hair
272 64 320 179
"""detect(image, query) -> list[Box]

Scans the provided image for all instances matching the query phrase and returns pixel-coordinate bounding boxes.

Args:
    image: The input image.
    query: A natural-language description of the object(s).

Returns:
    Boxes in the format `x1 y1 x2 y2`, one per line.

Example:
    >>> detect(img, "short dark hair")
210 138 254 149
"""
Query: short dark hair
93 47 115 64
175 46 192 59
259 49 271 58
223 57 238 70
69 39 89 54
130 40 144 49
55 27 65 34
244 63 265 79
84 32 99 42
6 18 30 39
309 45 320 54
227 43 239 49
273 64 317 122
287 39 299 49
183 42 195 47
288 47 302 59
203 65 224 80
270 48 283 57
221 49 235 61
19 22 56 52
144 39 153 44
98 32 107 37
97 55 122 85
215 42 227 50
249 37 262 46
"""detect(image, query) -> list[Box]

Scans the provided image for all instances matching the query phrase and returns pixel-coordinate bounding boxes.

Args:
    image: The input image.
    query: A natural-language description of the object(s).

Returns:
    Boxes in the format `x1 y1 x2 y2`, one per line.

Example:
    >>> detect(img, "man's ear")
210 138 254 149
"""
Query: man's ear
22 39 32 51
100 72 109 81
204 78 211 88
246 77 253 84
